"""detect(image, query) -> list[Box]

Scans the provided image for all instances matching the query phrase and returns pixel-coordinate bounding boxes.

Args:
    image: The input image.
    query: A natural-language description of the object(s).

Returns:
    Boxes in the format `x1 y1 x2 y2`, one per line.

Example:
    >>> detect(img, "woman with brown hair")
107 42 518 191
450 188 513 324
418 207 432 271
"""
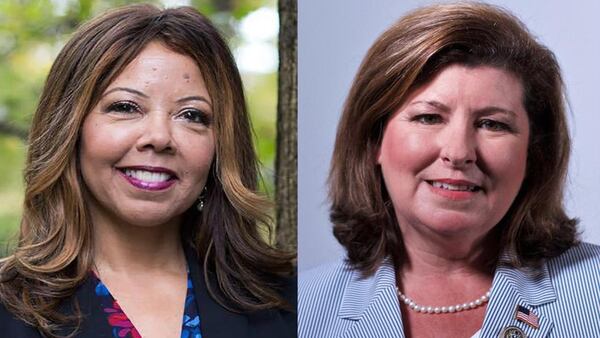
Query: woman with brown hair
0 4 295 338
299 3 599 338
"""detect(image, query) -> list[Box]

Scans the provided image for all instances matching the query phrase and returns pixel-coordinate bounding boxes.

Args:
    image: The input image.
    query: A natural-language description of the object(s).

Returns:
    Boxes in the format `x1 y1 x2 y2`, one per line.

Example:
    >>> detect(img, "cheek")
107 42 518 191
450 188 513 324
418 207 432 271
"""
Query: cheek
480 137 528 193
378 125 436 174
80 118 131 168
181 136 215 185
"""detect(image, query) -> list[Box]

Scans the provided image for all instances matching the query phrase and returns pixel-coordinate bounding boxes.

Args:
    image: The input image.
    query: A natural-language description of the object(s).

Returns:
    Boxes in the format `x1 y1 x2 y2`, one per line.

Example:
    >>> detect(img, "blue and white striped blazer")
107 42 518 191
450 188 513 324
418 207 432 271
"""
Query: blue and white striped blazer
299 242 600 338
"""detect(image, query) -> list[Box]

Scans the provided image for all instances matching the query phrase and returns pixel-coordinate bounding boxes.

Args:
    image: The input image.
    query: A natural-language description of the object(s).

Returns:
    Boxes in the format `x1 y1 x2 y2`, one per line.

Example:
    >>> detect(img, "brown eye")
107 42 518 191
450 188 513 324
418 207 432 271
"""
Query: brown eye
412 114 443 125
477 119 512 132
106 101 141 114
178 109 212 126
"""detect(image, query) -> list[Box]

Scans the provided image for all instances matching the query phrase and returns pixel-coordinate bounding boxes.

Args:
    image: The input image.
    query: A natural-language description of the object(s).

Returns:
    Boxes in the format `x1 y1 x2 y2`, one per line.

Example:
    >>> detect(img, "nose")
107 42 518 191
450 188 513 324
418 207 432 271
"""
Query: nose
135 113 176 154
439 120 476 168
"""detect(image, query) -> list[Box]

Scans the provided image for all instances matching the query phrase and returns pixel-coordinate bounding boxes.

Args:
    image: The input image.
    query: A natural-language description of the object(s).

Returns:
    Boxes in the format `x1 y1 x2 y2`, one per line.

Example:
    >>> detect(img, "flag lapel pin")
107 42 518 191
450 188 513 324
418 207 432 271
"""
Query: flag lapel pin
515 305 539 329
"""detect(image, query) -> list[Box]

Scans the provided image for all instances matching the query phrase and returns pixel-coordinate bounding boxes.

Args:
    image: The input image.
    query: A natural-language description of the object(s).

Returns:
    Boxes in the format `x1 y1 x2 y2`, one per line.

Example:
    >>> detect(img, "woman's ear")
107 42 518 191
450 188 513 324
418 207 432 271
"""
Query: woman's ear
376 145 383 165
374 121 386 165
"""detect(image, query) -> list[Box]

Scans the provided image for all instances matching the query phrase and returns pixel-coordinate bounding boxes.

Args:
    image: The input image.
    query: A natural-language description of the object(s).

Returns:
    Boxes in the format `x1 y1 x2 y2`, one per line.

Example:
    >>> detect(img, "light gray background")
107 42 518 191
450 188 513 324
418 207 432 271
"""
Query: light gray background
298 0 600 272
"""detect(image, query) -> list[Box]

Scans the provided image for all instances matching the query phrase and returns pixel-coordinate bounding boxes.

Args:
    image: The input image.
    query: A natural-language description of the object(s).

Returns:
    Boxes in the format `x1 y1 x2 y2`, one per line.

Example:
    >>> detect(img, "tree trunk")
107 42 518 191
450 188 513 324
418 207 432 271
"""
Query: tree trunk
275 0 297 253
0 122 28 141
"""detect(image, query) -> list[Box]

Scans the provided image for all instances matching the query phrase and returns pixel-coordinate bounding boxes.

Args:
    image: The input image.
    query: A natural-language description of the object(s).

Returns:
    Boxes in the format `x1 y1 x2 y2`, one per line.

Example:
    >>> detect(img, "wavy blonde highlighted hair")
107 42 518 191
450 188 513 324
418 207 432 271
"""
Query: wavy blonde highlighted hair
0 4 293 337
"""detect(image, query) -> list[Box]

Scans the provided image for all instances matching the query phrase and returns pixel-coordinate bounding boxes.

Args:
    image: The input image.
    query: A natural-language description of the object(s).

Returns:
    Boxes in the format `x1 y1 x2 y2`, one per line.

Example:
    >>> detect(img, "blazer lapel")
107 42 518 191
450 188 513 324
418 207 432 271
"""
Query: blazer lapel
185 245 249 338
61 245 251 338
335 255 557 338
339 259 404 338
480 259 556 338
56 275 113 338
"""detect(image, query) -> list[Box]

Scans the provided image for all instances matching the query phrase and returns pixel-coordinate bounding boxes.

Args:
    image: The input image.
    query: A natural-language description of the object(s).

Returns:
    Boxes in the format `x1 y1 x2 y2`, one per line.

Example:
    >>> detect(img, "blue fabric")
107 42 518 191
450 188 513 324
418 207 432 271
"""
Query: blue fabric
181 273 202 338
299 242 600 338
92 269 202 338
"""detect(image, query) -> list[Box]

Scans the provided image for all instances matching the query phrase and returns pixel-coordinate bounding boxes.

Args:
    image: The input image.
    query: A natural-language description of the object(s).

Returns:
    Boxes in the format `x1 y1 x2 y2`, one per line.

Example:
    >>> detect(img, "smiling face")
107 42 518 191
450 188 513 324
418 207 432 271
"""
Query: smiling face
377 65 529 244
80 42 215 228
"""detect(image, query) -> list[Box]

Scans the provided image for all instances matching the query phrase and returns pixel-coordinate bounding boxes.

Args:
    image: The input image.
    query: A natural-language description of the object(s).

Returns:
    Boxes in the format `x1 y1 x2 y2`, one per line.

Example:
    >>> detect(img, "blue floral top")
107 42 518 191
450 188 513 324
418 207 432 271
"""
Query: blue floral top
91 270 202 338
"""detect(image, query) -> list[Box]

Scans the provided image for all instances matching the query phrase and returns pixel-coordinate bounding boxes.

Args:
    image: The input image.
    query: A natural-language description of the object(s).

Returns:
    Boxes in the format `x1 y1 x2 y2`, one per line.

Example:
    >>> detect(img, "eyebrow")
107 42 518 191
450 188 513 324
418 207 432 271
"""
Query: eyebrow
176 95 212 107
103 87 148 99
411 100 450 112
411 100 517 118
102 87 212 107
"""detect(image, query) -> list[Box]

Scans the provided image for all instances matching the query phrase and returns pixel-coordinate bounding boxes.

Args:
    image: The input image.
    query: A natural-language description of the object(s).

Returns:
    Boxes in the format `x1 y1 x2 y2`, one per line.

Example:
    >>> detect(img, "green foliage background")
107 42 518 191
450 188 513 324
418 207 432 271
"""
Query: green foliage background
0 0 277 249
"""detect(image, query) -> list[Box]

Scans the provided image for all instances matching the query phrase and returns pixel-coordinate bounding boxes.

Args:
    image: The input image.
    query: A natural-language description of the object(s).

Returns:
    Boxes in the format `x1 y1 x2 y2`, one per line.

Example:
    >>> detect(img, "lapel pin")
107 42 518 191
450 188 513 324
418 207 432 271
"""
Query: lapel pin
499 326 527 338
515 304 540 329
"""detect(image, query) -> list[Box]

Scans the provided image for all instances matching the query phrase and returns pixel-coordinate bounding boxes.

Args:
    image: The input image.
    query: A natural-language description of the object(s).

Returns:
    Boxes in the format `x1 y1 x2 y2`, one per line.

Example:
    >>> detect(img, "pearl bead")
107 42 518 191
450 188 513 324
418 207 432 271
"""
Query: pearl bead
396 287 491 315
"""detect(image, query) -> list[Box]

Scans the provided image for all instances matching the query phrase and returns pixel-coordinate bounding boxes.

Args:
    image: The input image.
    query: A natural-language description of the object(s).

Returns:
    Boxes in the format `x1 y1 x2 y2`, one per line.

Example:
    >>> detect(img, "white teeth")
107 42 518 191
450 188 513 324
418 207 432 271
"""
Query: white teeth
124 169 172 183
431 181 478 192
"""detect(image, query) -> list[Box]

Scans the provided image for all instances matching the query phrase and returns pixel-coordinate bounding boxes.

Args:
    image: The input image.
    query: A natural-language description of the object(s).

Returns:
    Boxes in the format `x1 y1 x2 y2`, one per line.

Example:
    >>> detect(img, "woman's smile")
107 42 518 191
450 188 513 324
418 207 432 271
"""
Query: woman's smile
117 166 178 191
425 179 483 201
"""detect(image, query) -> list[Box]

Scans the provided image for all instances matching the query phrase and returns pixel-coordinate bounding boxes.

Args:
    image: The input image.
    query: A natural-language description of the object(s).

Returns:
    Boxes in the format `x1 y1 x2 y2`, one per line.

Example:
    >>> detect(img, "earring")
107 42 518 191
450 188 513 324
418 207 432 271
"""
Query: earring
197 186 207 211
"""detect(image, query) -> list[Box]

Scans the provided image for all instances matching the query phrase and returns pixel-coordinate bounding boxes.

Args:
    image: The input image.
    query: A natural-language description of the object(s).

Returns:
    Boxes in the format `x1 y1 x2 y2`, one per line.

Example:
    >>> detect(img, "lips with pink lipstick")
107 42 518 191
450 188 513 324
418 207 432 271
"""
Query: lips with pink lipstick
425 179 483 200
117 166 178 191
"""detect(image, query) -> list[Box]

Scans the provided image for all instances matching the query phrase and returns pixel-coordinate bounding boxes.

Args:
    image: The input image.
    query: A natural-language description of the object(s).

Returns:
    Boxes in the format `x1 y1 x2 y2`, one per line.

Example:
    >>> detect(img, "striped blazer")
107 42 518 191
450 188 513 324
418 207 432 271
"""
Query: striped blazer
299 242 600 338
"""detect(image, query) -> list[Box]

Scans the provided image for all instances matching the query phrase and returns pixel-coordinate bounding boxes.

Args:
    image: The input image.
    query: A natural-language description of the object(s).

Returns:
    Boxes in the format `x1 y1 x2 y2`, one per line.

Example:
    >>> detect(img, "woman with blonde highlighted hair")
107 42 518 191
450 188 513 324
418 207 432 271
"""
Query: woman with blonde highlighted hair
0 4 295 338
300 3 600 338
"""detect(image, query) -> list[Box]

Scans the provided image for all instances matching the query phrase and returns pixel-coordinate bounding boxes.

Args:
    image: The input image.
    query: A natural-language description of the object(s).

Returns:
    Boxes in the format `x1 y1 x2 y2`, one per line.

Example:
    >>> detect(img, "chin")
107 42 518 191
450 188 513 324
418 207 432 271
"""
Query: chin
128 215 178 227
114 204 187 228
419 211 492 237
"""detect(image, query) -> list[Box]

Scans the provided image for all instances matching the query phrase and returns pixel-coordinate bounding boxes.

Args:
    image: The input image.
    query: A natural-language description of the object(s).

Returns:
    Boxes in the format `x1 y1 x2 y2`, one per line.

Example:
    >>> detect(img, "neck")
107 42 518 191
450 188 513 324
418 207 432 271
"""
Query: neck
399 223 500 276
91 209 186 275
403 237 497 276
397 223 500 298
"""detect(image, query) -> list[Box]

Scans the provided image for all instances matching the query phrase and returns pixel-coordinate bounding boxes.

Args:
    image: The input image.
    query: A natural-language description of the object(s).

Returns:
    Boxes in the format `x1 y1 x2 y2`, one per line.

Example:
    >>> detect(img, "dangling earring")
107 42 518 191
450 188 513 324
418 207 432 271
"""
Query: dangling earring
197 186 207 211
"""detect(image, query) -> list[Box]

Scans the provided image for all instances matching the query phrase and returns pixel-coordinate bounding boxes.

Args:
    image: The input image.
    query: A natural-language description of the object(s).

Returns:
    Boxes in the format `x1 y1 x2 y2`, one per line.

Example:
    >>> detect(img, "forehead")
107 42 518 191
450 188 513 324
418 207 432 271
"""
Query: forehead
402 64 526 113
109 42 207 89
106 42 209 97
418 65 522 98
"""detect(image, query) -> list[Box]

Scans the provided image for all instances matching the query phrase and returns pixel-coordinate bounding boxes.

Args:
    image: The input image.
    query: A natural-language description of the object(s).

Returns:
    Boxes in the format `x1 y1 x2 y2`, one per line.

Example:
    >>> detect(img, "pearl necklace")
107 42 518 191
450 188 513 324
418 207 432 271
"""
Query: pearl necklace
396 288 491 314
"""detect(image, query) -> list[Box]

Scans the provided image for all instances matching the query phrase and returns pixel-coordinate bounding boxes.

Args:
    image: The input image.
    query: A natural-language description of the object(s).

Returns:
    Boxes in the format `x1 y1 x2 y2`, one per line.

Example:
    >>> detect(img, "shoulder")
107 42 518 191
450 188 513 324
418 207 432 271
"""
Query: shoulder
299 259 354 307
546 241 600 279
186 250 297 338
267 275 298 335
278 275 297 309
299 258 356 289
298 259 355 336
543 242 600 335
0 301 41 337
222 275 296 338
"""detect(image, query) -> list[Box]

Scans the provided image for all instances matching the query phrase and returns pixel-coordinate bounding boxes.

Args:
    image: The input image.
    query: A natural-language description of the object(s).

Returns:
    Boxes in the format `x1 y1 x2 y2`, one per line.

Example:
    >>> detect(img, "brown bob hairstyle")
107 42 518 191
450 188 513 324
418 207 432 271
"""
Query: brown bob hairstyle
329 2 578 276
0 4 292 337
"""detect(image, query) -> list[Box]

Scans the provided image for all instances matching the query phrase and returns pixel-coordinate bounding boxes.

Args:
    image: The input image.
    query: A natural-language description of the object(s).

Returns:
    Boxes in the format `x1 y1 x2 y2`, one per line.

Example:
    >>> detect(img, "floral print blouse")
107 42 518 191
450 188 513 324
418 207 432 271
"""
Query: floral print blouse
91 270 202 338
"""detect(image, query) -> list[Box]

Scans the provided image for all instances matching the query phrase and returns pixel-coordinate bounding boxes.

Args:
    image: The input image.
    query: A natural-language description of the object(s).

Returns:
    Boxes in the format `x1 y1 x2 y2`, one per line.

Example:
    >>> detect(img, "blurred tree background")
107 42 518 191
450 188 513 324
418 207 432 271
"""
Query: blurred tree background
0 0 280 251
